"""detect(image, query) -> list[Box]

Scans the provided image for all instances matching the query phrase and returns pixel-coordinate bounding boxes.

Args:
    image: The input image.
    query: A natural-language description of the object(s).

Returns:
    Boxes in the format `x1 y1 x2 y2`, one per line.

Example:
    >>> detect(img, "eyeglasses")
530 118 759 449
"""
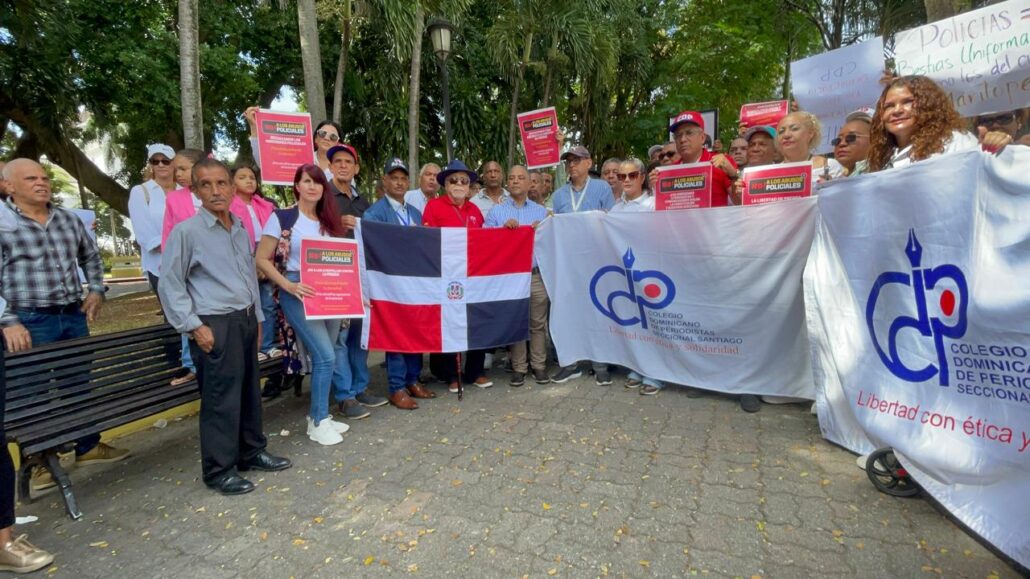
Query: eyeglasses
977 112 1017 126
447 177 470 186
316 130 340 142
660 151 677 160
616 171 640 181
149 158 172 166
831 133 868 147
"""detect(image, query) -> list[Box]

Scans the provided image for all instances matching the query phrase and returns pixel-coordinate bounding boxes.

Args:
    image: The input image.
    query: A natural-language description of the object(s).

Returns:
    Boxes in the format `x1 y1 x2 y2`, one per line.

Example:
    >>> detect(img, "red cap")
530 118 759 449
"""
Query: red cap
327 143 359 164
670 111 705 134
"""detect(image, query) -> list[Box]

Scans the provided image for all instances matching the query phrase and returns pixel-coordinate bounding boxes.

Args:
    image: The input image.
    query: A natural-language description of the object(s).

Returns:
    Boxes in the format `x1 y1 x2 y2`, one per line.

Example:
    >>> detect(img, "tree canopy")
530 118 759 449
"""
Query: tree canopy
0 0 951 213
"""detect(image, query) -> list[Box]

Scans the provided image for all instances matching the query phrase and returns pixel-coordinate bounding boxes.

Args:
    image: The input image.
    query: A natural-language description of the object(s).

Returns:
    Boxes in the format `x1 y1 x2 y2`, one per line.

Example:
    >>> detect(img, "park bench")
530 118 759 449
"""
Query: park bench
3 324 281 520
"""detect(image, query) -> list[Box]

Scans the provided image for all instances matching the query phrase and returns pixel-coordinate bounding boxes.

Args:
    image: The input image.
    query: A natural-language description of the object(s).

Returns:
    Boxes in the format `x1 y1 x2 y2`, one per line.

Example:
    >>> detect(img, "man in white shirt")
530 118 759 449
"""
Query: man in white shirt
403 163 441 213
470 161 510 216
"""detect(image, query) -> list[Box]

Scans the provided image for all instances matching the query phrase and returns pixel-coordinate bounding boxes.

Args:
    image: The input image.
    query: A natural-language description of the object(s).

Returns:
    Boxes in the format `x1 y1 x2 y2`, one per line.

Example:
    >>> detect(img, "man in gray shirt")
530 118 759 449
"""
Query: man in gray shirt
160 158 290 496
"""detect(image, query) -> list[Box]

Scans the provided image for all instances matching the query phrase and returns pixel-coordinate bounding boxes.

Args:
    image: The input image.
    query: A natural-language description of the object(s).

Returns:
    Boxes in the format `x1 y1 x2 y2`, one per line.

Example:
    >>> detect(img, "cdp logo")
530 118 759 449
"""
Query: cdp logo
589 248 675 330
865 230 968 386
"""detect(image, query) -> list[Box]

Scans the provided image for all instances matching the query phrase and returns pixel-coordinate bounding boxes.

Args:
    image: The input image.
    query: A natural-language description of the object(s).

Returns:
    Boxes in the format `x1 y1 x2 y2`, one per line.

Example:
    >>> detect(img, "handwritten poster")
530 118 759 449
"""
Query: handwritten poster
300 237 365 319
517 107 561 169
894 0 1030 118
791 37 886 153
255 110 314 185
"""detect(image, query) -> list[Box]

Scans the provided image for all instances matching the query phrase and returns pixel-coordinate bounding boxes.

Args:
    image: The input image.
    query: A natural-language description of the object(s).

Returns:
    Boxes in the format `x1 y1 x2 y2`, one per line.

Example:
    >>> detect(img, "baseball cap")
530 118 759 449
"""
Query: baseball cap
669 110 705 134
560 145 591 161
744 125 776 142
327 143 359 164
647 144 664 158
146 143 175 160
383 157 408 175
845 108 875 123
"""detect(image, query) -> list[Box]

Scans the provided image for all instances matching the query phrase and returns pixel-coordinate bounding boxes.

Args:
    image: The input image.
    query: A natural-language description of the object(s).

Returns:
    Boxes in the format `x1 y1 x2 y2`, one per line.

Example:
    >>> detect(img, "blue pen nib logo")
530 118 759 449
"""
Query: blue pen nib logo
589 247 676 329
866 230 968 386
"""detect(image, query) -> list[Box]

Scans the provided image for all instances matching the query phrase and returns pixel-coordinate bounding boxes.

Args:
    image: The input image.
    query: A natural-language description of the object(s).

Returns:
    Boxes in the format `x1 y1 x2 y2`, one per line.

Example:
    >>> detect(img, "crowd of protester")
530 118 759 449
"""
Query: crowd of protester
0 73 1023 572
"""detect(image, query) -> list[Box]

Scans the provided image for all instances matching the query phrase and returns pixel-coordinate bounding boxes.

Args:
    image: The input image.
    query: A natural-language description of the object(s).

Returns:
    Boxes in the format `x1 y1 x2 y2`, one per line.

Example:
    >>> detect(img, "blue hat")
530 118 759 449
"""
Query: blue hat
436 159 479 186
383 157 408 175
744 125 776 142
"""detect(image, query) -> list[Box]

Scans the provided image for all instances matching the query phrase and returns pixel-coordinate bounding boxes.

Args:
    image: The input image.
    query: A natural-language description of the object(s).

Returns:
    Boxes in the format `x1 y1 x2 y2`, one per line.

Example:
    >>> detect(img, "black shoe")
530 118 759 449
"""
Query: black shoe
684 387 704 399
286 374 303 397
740 394 762 413
533 369 550 384
510 372 525 387
261 376 283 399
594 371 613 386
206 474 255 495
504 359 514 373
355 391 388 408
550 366 582 383
339 398 371 420
238 451 292 472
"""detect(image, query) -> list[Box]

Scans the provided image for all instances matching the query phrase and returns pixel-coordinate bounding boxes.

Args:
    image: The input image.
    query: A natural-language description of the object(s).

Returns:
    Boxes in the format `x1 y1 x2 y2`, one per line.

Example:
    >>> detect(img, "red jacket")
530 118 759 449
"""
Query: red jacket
422 196 484 228
693 149 737 207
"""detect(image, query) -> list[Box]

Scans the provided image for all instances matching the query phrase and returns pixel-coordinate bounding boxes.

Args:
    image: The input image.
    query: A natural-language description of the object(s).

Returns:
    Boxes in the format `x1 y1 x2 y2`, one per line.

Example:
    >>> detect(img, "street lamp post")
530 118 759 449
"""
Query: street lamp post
427 18 455 162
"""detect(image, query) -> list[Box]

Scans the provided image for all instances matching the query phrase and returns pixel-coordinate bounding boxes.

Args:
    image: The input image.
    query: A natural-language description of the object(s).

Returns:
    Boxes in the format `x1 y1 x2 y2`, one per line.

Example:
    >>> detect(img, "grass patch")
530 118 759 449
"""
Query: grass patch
92 292 164 335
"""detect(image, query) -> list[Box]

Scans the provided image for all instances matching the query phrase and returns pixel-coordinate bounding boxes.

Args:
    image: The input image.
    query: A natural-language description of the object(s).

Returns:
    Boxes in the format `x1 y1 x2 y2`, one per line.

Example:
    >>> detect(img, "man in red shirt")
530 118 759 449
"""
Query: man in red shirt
422 160 484 228
669 110 739 207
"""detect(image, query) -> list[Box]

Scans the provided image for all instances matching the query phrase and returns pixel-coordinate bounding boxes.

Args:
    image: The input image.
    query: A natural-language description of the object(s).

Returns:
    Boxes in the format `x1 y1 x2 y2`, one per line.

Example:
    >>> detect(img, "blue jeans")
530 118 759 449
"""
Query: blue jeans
628 370 663 389
386 353 423 394
278 273 341 425
181 334 195 372
16 308 101 455
332 318 370 401
258 281 278 353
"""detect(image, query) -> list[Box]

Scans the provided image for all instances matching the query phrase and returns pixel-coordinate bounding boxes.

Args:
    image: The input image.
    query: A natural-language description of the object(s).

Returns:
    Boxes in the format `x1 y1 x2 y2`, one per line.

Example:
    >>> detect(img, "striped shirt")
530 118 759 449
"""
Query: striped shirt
484 197 549 228
0 200 105 326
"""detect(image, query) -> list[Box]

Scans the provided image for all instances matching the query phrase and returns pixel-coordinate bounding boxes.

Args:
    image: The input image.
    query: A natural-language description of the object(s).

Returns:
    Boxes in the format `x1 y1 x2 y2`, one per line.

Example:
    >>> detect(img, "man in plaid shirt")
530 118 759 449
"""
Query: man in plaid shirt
0 159 129 491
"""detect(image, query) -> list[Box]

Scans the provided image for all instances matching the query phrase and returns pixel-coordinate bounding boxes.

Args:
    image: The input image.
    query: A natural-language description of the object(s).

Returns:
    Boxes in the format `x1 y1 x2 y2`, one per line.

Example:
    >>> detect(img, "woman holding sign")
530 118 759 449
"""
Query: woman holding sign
866 75 1013 172
256 165 351 446
245 106 340 179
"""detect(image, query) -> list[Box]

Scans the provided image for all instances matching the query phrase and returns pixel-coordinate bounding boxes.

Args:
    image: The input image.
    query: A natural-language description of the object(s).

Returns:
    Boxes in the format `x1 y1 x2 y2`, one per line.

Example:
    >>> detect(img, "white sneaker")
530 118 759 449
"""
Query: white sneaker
307 417 344 446
855 453 869 471
327 417 350 434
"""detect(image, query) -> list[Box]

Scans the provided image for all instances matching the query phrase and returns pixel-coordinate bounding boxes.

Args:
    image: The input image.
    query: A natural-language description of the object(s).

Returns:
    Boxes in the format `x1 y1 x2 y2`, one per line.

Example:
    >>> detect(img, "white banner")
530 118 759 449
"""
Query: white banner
894 0 1030 118
805 148 1030 569
535 201 817 398
791 37 885 153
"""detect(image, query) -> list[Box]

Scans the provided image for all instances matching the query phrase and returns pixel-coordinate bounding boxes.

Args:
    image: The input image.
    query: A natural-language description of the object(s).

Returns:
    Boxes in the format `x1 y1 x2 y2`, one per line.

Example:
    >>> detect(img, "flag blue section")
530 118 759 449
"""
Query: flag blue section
467 298 530 350
362 221 442 277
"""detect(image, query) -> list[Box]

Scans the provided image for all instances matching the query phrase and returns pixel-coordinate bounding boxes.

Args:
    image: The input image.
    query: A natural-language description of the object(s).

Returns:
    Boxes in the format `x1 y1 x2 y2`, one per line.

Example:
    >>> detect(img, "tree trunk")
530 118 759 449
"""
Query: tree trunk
924 0 963 22
178 0 203 149
541 32 557 107
297 0 327 123
407 6 425 172
506 32 534 170
331 0 352 124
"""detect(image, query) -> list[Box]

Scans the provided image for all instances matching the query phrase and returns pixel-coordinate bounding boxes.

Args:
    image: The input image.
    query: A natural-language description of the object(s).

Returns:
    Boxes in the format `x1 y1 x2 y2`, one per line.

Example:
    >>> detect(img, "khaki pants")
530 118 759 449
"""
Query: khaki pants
511 271 549 373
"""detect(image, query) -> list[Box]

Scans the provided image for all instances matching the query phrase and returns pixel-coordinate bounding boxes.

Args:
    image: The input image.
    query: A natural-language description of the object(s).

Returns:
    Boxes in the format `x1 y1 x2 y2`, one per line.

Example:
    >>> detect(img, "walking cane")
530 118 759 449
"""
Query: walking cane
455 352 464 401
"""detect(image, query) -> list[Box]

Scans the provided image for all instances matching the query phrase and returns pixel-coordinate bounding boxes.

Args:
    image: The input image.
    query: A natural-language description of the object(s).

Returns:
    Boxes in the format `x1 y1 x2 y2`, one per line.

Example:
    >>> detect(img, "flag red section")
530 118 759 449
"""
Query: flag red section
467 227 535 277
367 300 442 353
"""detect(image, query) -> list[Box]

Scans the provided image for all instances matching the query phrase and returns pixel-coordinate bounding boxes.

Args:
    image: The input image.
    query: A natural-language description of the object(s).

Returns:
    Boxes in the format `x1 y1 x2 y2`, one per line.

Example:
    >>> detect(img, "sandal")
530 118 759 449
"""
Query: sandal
170 372 196 386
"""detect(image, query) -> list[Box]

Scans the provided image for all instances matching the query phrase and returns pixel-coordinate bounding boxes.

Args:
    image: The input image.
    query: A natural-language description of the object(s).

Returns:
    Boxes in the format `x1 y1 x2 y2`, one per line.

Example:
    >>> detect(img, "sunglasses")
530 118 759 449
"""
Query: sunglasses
149 158 172 166
616 171 640 181
977 113 1016 126
447 177 470 186
316 130 340 142
831 133 868 147
660 151 677 160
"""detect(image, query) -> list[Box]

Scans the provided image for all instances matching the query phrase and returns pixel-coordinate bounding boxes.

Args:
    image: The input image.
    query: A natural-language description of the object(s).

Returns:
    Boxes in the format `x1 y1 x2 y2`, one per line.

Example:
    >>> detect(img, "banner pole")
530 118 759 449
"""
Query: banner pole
456 352 463 401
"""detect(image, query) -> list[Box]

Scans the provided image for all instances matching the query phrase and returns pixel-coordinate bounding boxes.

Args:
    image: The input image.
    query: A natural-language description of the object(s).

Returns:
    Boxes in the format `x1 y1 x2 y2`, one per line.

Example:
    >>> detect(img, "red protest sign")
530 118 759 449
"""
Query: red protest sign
300 237 365 319
655 163 713 211
517 107 560 169
742 161 813 205
739 100 789 129
255 110 314 185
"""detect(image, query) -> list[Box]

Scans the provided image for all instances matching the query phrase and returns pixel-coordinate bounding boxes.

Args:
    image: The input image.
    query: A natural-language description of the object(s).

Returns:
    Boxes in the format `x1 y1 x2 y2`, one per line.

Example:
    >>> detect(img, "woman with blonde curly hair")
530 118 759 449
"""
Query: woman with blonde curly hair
775 111 844 182
867 75 1012 172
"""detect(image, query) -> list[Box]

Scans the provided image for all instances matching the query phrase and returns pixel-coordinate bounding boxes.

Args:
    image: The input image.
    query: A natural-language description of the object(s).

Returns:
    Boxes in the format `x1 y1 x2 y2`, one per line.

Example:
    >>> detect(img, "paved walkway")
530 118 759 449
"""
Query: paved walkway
21 358 1020 578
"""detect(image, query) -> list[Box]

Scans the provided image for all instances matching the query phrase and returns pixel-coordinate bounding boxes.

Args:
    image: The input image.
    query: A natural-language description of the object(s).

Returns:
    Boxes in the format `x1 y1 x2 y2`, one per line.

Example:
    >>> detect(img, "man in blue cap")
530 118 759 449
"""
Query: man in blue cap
361 158 437 409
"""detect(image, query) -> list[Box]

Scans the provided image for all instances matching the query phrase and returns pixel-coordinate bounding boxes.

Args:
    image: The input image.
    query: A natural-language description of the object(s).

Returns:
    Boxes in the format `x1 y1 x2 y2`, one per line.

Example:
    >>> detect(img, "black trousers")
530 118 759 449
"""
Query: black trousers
429 349 486 384
189 308 266 484
0 342 14 529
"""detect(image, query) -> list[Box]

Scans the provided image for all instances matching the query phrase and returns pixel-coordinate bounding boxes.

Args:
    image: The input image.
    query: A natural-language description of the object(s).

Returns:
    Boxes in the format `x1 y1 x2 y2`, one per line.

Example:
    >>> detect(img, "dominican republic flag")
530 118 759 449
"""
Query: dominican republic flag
357 220 533 353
